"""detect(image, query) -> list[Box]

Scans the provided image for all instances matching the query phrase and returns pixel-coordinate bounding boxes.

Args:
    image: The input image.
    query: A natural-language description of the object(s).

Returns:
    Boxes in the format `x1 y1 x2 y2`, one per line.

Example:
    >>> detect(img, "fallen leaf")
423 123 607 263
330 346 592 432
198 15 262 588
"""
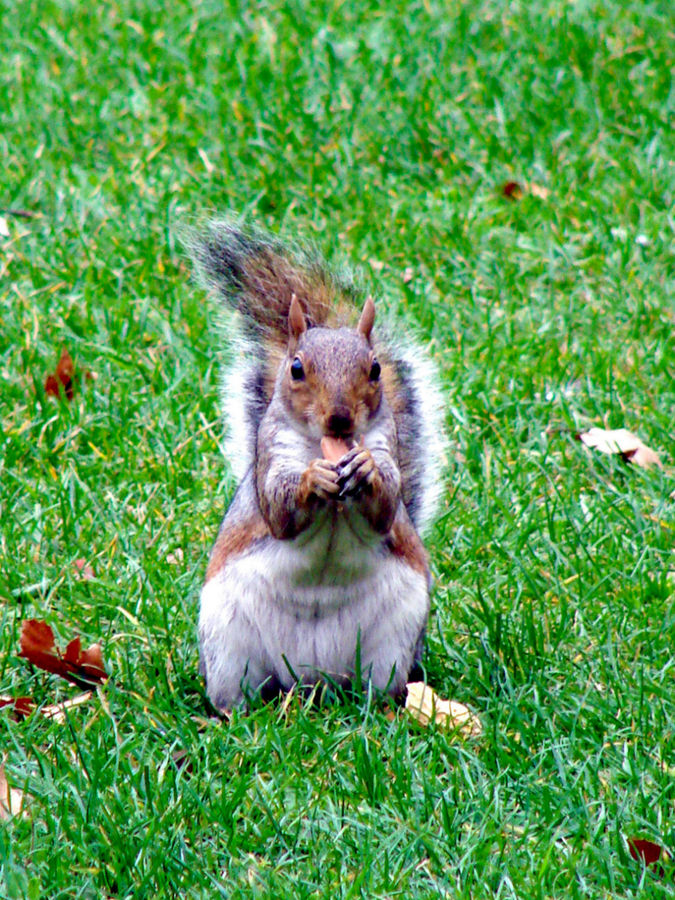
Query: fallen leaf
527 181 550 199
166 548 184 566
578 428 662 469
0 765 27 820
56 348 74 383
19 620 58 670
627 837 669 878
628 838 664 866
43 349 93 401
502 181 523 200
74 558 95 580
41 691 94 724
0 695 35 719
44 373 60 396
405 682 482 737
0 691 93 724
19 619 108 688
502 181 549 200
402 266 414 284
44 349 74 400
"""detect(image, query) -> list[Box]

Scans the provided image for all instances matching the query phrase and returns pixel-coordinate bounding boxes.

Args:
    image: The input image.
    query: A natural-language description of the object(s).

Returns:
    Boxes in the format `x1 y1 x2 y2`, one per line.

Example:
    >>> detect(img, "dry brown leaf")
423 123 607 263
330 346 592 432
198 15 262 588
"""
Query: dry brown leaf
627 837 669 878
0 765 28 820
44 349 75 400
56 348 75 384
501 181 549 200
44 373 61 397
578 428 662 469
166 548 184 566
19 619 108 688
628 837 666 865
405 682 482 737
43 349 93 401
0 691 94 724
502 180 523 200
0 695 35 719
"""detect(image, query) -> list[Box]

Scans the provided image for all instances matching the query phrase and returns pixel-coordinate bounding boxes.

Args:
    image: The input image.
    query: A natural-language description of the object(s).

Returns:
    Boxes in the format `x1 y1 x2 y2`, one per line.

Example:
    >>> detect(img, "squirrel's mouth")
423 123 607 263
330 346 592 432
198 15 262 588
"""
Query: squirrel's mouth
325 429 355 441
325 411 354 438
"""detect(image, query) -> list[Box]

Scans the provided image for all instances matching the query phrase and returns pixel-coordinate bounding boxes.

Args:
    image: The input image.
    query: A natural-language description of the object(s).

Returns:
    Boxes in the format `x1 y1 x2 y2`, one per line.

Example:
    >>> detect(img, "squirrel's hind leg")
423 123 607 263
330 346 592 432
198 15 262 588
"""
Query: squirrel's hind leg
199 574 271 709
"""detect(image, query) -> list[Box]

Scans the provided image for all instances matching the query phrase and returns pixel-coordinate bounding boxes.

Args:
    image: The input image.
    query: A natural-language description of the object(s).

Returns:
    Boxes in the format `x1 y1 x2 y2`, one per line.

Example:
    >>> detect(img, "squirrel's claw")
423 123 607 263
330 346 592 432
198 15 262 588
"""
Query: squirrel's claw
337 447 377 498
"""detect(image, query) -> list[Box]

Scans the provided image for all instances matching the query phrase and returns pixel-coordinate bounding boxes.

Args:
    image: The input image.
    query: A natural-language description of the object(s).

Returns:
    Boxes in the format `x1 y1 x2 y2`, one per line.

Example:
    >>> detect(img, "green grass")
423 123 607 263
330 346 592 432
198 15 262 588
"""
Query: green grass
1 0 674 896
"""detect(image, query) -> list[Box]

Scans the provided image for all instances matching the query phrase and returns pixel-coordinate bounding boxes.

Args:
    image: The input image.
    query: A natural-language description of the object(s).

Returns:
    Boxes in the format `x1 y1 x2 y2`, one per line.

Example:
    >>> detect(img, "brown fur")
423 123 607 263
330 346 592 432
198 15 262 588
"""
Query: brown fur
386 513 429 577
205 514 270 583
193 222 361 342
380 358 404 418
239 248 337 338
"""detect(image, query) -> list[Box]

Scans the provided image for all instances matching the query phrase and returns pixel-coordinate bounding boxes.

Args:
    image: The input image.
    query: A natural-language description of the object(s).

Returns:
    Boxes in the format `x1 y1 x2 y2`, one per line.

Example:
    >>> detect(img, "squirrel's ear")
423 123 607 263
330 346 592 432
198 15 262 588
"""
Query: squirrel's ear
288 293 307 349
357 295 376 343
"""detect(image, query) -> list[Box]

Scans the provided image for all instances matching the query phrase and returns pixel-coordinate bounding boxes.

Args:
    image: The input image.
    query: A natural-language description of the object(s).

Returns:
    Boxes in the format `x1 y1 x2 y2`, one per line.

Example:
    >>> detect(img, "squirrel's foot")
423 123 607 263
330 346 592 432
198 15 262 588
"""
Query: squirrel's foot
298 458 341 504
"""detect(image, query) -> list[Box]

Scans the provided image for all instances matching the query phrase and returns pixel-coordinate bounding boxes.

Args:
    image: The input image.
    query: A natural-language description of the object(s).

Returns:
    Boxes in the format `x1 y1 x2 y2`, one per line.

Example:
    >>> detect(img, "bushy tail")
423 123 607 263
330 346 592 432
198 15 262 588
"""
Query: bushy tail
187 219 362 346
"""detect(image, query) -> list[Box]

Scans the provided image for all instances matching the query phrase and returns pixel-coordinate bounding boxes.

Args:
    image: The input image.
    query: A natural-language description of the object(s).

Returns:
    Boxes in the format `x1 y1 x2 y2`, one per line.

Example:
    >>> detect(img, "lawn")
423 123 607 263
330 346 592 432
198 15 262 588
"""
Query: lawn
1 0 673 896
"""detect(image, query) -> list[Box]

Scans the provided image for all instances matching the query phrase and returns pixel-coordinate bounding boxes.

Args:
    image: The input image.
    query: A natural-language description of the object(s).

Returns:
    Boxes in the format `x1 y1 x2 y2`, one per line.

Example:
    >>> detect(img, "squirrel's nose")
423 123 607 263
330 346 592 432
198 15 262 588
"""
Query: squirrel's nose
327 409 354 436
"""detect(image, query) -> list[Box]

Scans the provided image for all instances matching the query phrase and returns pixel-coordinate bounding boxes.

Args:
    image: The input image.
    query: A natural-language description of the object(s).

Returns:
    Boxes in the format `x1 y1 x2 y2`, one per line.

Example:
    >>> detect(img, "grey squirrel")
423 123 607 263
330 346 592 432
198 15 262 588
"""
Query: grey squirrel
190 220 446 709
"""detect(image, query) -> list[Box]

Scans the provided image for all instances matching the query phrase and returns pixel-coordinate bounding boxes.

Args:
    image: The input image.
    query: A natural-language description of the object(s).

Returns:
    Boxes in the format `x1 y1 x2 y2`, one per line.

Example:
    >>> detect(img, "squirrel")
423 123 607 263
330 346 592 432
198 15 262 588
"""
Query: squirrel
189 220 446 709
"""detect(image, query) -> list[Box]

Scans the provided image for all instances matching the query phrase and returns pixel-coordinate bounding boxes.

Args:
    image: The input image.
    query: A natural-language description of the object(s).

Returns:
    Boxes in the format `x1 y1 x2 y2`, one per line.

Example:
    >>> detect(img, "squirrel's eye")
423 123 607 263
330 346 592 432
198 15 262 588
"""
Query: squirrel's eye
369 359 381 382
290 357 305 381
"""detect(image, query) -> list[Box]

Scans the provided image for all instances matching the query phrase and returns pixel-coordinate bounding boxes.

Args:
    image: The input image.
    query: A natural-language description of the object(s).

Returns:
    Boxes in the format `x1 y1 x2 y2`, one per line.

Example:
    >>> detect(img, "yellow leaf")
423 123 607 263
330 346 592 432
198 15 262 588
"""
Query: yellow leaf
405 682 482 737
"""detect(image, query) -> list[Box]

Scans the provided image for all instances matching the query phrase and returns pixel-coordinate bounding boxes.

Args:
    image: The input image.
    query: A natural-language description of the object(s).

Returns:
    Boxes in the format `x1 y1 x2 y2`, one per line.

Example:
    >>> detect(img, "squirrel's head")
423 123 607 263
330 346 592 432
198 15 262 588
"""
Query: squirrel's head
281 294 383 440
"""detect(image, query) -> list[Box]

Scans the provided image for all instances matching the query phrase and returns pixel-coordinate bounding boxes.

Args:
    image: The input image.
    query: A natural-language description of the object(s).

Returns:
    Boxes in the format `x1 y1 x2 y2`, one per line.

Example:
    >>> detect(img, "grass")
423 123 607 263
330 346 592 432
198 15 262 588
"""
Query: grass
1 0 673 896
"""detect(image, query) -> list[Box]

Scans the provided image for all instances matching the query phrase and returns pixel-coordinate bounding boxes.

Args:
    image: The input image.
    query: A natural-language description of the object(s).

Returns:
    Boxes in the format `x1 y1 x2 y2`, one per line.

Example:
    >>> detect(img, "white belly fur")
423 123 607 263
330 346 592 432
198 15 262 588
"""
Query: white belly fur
199 513 429 706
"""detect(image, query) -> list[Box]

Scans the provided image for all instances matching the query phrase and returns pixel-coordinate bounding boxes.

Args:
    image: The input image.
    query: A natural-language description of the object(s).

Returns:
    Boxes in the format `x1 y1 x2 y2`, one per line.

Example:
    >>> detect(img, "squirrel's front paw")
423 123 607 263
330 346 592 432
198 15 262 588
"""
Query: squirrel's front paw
298 458 340 504
337 447 379 498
